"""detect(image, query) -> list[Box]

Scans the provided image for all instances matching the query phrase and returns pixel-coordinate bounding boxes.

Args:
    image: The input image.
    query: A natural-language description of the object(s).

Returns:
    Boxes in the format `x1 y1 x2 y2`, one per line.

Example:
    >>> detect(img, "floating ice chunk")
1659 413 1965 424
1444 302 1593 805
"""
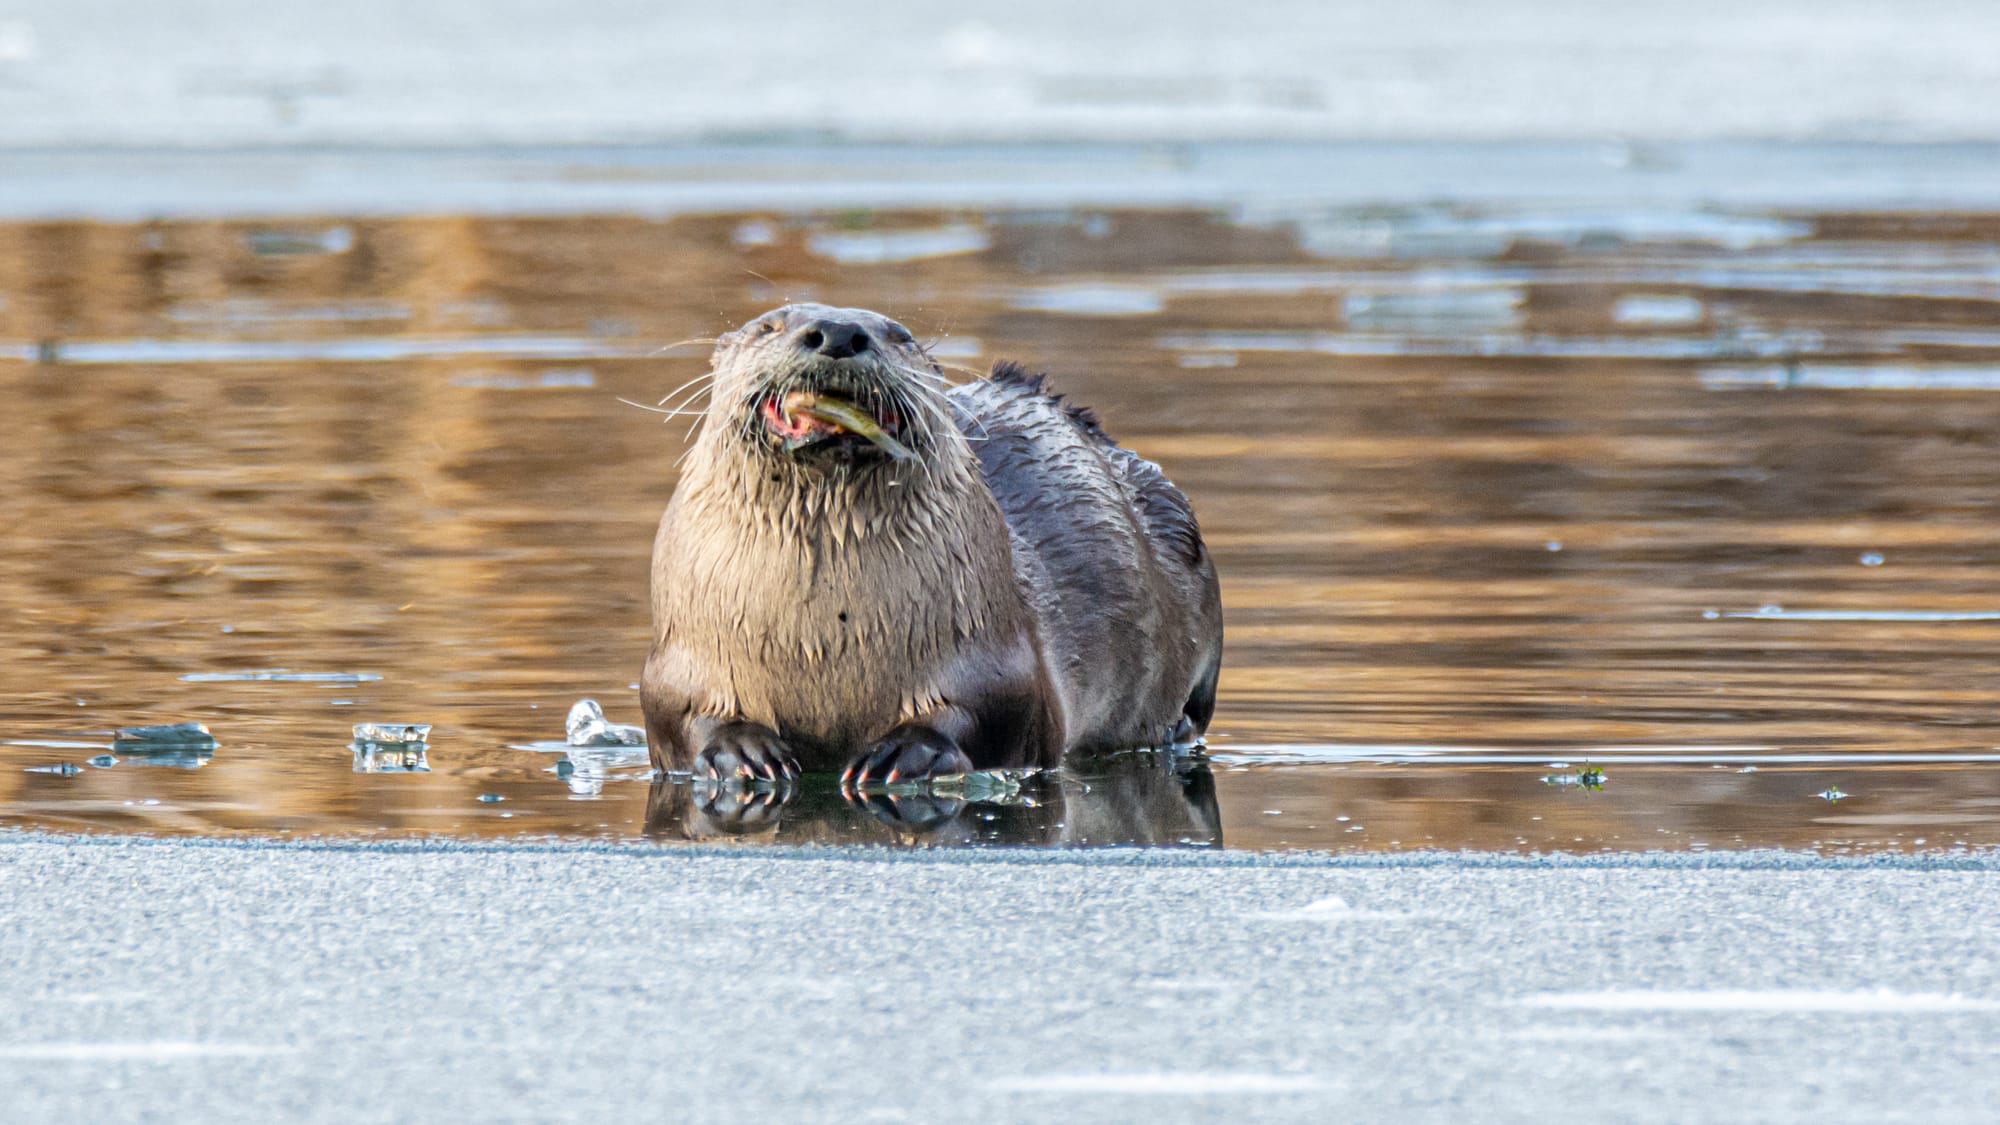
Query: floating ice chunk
564 700 645 748
560 737 655 797
911 768 1043 802
351 722 430 744
180 670 381 684
350 722 431 772
114 721 213 746
1541 765 1606 790
351 742 428 773
24 762 82 777
111 722 217 760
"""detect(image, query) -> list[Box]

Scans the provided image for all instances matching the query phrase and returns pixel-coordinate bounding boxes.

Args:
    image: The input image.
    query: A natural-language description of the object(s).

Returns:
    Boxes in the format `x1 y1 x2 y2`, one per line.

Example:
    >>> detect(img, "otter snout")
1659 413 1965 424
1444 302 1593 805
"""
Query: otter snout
798 317 871 360
708 303 944 465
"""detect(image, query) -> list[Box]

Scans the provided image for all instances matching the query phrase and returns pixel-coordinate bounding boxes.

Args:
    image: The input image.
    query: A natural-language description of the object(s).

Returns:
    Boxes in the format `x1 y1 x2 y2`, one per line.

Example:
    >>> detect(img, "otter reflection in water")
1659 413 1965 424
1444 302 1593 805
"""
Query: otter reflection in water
643 754 1222 848
641 304 1223 790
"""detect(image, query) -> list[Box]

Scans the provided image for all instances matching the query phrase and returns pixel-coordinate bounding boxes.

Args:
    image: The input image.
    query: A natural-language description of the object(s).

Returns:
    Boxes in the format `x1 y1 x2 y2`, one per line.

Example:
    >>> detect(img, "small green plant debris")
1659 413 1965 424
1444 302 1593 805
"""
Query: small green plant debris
1541 764 1607 791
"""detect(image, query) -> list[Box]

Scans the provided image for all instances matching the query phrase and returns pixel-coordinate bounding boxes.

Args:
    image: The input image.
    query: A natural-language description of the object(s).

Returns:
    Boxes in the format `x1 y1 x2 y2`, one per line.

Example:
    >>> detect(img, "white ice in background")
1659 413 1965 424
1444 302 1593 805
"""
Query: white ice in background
1518 990 2000 1013
1702 365 2000 391
1251 895 1424 923
1177 352 1238 368
54 337 641 366
1341 288 1524 332
921 336 984 359
0 1043 293 1060
991 1073 1325 1094
731 219 777 247
1723 608 2000 622
164 298 411 324
1613 294 1705 326
5 1 2000 147
1011 283 1165 317
1276 210 1810 259
449 368 596 390
1156 329 1825 361
806 225 990 265
937 20 1015 71
0 22 37 65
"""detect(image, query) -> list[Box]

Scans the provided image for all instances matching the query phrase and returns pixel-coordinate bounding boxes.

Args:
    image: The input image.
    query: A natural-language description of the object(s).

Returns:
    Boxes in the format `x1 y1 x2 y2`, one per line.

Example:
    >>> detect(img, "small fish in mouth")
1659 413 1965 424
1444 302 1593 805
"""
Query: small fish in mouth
761 390 914 461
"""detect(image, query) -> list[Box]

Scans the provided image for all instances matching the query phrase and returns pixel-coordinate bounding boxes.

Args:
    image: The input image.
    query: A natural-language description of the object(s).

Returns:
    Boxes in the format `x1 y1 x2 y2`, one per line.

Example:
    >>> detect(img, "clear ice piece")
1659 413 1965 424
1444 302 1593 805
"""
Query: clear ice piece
560 741 654 798
352 742 430 773
565 699 646 748
926 769 1041 802
112 721 217 751
351 722 431 744
25 762 83 777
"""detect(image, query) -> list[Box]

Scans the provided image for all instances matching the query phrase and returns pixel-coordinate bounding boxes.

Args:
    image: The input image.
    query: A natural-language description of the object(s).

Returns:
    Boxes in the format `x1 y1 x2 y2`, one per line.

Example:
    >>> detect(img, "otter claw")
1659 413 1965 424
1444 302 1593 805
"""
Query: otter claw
841 726 974 793
693 723 798 787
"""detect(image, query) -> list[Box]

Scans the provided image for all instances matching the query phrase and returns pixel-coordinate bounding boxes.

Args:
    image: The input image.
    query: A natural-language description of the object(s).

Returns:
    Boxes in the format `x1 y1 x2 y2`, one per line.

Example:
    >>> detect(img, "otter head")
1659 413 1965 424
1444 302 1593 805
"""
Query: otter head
706 303 949 473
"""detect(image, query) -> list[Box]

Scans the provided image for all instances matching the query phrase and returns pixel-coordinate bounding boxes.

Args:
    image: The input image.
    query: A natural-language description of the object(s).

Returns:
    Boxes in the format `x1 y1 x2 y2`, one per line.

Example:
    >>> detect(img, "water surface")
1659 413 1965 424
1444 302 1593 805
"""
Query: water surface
6 204 2000 851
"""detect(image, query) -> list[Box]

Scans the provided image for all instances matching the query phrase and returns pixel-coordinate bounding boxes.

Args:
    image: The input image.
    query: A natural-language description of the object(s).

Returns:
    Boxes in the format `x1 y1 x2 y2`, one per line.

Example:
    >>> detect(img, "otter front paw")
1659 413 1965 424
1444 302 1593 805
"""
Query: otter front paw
840 725 975 791
693 722 799 786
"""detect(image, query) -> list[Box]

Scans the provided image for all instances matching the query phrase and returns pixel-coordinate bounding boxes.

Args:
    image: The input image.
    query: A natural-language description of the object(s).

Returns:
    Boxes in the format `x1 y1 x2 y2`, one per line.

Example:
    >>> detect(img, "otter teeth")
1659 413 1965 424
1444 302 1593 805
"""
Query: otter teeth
775 390 913 460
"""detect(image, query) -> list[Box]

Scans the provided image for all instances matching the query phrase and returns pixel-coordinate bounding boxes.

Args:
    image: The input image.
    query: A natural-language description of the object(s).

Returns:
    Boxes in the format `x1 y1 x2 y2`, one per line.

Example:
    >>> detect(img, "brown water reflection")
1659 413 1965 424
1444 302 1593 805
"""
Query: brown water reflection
6 206 2000 851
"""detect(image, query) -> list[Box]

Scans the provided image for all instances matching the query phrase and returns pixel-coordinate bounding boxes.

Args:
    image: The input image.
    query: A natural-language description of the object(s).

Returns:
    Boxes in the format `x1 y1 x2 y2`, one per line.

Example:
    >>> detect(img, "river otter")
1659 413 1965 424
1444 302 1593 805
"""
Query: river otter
641 303 1222 788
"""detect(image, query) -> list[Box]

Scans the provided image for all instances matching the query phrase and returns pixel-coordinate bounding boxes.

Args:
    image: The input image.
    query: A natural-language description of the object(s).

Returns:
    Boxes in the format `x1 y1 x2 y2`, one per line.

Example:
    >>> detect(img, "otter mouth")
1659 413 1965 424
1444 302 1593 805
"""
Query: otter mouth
759 389 913 462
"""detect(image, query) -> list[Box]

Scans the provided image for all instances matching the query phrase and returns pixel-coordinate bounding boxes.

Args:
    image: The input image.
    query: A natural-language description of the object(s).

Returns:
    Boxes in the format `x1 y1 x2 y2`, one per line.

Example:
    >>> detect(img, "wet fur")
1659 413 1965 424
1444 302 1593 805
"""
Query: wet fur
643 304 1222 774
954 363 1223 749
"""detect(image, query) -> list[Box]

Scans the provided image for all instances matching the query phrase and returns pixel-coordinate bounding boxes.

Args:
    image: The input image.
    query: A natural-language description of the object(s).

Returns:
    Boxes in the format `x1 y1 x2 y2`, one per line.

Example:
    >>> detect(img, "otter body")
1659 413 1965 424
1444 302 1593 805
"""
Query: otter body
642 304 1221 786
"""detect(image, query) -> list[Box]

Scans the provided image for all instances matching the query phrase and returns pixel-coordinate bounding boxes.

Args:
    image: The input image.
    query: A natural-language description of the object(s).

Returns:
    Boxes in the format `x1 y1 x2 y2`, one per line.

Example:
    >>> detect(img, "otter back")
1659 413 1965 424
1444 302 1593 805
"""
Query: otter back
949 364 1223 752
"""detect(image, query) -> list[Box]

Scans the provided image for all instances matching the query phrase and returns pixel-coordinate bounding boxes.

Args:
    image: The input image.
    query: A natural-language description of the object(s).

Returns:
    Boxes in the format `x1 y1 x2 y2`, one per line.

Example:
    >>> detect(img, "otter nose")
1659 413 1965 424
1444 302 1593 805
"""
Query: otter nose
798 319 871 359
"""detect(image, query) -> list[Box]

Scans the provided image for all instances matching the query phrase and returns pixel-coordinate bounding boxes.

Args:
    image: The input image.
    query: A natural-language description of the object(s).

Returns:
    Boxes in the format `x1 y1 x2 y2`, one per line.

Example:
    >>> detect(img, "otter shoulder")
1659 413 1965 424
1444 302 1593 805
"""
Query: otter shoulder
950 363 1205 569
